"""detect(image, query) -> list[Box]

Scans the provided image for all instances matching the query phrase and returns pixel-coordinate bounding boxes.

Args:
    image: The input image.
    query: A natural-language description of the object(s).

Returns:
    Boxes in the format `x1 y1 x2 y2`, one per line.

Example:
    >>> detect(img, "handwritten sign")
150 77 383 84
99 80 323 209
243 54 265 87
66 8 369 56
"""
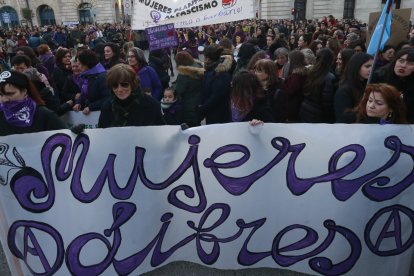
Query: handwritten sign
0 124 414 275
146 23 178 51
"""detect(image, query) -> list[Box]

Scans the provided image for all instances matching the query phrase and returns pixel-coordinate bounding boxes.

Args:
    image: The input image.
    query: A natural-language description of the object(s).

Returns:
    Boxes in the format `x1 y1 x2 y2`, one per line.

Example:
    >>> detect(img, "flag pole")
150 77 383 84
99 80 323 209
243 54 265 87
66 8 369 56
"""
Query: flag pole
367 1 393 84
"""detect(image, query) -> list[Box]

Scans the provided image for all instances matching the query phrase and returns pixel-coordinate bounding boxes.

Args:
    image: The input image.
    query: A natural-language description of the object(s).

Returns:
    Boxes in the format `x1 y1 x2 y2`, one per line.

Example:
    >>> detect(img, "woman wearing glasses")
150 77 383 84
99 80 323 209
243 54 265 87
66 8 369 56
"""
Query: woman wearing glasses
372 48 414 123
98 64 164 128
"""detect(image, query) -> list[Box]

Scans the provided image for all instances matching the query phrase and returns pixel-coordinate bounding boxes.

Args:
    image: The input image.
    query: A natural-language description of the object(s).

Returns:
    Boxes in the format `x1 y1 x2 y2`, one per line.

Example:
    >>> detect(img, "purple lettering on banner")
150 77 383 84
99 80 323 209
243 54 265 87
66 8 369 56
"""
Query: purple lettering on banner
361 136 414 201
66 202 135 275
365 205 414 256
237 218 271 265
3 130 414 275
7 221 64 275
204 137 290 195
272 220 361 275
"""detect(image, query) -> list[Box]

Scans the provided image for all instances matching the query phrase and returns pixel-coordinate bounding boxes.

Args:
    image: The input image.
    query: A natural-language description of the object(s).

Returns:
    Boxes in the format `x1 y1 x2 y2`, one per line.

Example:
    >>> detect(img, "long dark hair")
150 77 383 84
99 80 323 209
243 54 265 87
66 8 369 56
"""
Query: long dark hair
231 70 265 112
303 48 334 96
340 53 373 103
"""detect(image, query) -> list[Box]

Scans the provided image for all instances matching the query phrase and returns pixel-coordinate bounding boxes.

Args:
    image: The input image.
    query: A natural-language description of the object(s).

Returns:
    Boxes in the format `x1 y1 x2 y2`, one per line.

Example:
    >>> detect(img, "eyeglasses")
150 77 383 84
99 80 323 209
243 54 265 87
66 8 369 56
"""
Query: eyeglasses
111 82 130 89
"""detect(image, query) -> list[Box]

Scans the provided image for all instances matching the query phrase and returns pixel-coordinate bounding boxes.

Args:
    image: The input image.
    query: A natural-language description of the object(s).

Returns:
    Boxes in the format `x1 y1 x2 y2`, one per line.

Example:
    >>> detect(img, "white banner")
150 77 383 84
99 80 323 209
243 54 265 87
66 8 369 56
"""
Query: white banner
131 0 254 30
60 111 100 129
123 0 133 16
1 123 414 275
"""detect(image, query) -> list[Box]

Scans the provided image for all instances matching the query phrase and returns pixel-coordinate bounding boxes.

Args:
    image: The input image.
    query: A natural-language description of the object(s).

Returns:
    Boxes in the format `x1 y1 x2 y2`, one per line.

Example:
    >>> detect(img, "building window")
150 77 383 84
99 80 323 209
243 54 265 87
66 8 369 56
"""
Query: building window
343 0 355 19
382 0 401 9
0 6 19 27
38 5 56 26
78 3 93 24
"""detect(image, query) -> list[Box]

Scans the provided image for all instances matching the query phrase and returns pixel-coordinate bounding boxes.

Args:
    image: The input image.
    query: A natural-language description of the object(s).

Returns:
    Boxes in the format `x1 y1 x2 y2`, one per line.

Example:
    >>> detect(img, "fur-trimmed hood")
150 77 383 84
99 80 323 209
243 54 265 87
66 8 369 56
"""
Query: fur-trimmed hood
177 63 205 79
215 55 234 73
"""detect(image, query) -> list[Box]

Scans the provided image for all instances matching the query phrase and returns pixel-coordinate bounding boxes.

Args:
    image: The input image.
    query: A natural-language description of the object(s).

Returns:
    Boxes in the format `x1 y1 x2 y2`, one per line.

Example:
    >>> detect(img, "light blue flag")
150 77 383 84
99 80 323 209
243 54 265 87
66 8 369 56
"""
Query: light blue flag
367 0 393 56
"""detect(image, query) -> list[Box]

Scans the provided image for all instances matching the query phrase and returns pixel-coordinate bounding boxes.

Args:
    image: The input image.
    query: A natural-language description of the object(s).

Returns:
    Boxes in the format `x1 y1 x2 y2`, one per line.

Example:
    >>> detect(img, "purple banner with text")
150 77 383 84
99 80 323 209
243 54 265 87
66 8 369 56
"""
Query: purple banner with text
146 23 178 51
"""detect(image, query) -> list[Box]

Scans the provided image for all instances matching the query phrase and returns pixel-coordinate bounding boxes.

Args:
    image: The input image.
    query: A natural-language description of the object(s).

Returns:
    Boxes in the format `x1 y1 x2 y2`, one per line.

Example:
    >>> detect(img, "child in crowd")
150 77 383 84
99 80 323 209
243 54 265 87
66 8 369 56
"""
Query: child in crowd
161 87 183 125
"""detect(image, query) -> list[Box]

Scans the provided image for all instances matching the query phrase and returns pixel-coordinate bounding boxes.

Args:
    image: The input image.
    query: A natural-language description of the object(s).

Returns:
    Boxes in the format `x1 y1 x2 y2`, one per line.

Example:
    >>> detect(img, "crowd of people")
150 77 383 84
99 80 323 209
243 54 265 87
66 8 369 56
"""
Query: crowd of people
0 16 414 136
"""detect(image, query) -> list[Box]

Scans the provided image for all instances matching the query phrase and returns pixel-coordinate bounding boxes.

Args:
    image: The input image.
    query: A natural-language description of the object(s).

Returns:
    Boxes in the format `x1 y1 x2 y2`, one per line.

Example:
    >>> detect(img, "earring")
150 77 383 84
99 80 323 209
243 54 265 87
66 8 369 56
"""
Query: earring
387 111 393 120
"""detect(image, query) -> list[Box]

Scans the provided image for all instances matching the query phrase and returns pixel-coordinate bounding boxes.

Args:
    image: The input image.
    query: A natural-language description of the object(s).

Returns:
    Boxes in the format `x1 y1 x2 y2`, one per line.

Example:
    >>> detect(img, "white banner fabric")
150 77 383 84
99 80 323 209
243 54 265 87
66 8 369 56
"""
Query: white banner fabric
131 0 254 30
0 123 414 276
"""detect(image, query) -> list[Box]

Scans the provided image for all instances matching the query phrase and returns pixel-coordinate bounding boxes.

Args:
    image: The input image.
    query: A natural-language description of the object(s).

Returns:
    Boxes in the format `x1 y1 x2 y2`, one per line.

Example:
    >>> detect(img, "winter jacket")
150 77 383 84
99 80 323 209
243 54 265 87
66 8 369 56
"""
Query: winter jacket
199 55 233 124
299 72 336 123
175 62 204 127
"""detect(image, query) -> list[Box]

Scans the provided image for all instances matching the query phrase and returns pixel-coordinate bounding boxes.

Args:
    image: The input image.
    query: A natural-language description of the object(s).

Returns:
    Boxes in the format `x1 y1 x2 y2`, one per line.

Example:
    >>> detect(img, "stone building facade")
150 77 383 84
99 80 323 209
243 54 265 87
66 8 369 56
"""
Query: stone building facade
255 0 414 23
0 0 125 27
0 0 412 28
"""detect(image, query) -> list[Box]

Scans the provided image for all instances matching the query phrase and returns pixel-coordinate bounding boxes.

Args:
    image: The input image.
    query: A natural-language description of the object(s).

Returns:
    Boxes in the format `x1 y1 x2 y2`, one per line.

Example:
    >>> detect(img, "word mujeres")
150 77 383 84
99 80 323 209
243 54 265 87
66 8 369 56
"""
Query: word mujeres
4 133 414 214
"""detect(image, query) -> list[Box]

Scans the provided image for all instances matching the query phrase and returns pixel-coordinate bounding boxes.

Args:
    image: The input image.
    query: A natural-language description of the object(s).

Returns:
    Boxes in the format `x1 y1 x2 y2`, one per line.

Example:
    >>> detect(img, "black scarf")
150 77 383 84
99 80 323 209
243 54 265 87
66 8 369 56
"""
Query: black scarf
110 90 142 127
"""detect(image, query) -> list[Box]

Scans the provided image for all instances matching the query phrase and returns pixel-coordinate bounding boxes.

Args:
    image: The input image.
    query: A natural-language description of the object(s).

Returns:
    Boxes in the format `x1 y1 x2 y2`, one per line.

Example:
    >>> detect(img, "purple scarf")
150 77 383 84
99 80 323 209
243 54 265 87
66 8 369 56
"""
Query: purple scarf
231 102 249 122
72 74 82 89
0 97 36 127
80 63 106 99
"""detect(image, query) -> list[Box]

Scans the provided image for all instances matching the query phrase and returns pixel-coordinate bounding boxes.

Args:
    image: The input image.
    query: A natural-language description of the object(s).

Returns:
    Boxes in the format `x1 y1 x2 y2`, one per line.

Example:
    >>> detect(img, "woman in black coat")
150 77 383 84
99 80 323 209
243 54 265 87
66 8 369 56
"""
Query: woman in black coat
300 48 336 123
74 49 111 114
98 64 164 128
198 45 233 124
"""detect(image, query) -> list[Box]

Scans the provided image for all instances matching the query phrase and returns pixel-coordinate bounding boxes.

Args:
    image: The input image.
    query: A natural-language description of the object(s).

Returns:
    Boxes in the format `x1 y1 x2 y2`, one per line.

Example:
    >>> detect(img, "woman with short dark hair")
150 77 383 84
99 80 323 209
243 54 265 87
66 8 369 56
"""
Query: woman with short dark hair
74 49 110 114
98 64 164 128
103 42 125 70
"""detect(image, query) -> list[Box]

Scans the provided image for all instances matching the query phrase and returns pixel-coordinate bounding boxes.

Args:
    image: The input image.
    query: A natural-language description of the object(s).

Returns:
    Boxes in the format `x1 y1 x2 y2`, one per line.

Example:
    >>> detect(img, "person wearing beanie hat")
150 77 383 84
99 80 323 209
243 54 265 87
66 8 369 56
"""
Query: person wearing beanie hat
0 70 67 135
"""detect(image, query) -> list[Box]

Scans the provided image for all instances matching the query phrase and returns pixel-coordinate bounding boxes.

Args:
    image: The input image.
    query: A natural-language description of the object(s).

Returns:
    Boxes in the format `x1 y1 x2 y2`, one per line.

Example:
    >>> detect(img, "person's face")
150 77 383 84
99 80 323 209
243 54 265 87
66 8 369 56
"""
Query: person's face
112 82 132 100
298 36 305 47
71 61 81 75
409 29 414 39
163 90 175 103
297 29 304 36
255 69 269 90
394 54 414 77
104 46 114 60
127 51 138 67
383 48 395 61
13 63 28 73
236 36 241 44
266 36 273 46
336 53 342 68
359 59 373 80
0 84 27 103
62 52 72 65
275 55 287 66
366 91 391 120
316 43 323 54
354 45 363 53
289 36 296 44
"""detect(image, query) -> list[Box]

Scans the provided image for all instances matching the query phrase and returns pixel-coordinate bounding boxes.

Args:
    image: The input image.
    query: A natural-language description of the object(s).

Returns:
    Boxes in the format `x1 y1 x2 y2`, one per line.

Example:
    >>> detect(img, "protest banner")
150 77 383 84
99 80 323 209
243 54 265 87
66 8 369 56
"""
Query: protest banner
0 123 414 276
146 23 178 51
132 0 254 30
366 8 412 48
60 111 100 129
